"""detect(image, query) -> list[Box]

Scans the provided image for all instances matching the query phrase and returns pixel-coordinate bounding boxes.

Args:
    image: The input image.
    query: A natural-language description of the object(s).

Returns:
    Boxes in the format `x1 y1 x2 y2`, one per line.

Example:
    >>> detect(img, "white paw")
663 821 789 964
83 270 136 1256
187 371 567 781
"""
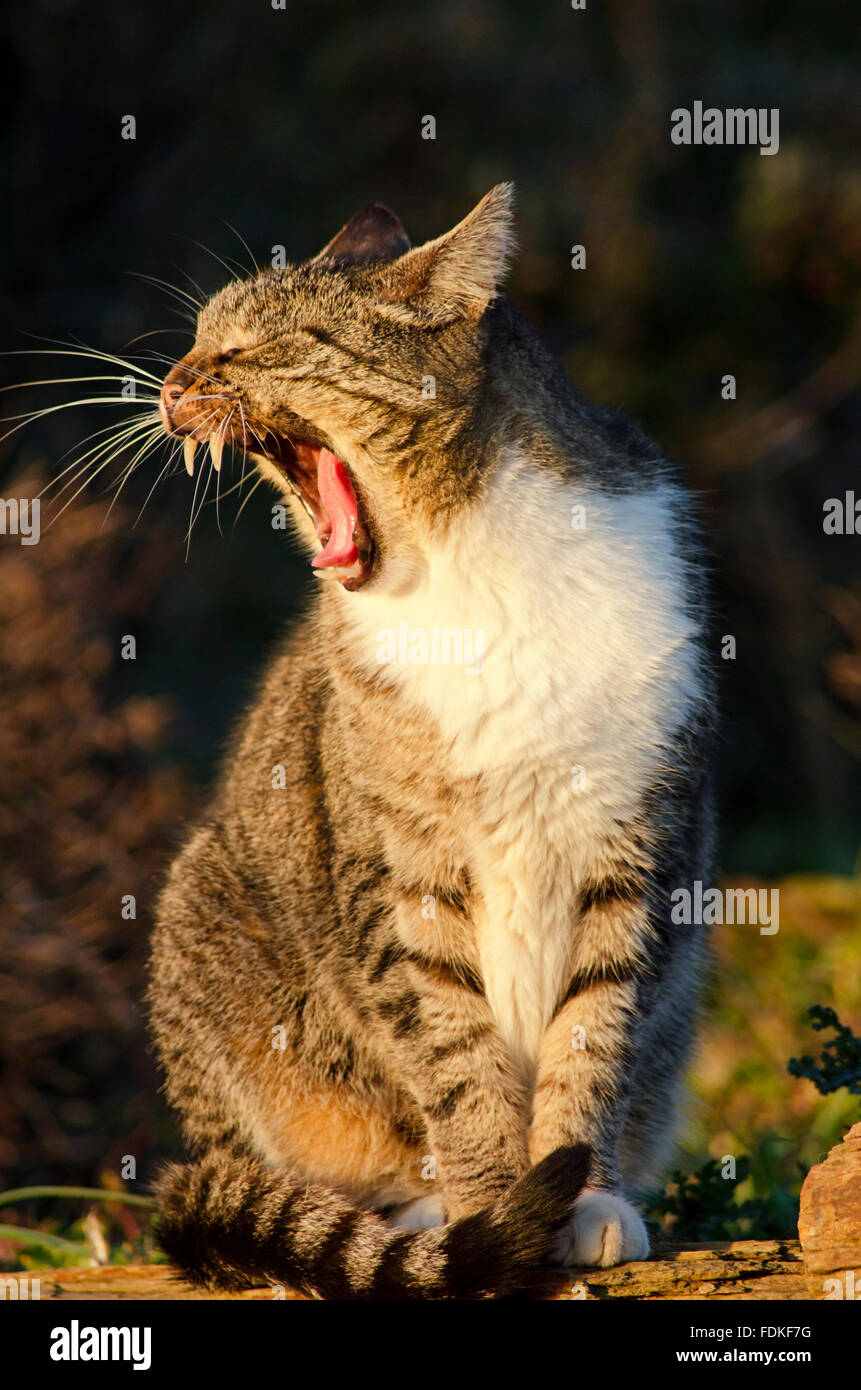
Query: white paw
386 1195 447 1232
550 1188 650 1267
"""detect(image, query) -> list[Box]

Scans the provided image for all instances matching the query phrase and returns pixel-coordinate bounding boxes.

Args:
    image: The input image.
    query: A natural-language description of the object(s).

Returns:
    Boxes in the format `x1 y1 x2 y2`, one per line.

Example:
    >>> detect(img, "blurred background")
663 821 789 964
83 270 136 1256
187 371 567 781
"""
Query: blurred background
1 0 859 1257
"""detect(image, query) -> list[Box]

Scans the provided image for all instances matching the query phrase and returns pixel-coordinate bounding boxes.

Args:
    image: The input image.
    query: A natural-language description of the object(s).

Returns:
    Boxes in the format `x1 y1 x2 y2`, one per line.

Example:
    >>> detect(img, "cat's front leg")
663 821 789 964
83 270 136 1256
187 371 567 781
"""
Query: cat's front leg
365 933 532 1220
528 882 664 1267
529 976 651 1266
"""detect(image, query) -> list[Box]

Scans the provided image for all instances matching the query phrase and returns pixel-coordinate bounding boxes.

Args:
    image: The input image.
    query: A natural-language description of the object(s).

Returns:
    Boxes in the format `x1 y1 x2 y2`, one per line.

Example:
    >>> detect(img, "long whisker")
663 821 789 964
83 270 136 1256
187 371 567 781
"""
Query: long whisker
221 221 260 277
224 408 261 521
186 238 246 284
234 473 266 524
107 403 219 523
235 399 252 508
135 397 225 518
170 262 210 309
185 444 215 558
43 414 161 501
123 327 194 349
97 427 173 524
0 374 161 395
0 395 161 447
6 325 280 542
215 470 253 504
43 411 161 489
1 343 163 384
239 409 268 455
131 437 186 528
127 271 202 314
213 409 238 536
48 421 168 525
214 430 224 536
46 416 163 507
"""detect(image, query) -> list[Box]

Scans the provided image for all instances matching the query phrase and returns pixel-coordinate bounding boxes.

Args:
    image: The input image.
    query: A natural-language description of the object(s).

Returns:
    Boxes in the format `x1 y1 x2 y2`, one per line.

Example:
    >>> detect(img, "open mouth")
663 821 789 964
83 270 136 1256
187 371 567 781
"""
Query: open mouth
173 412 375 590
254 432 375 590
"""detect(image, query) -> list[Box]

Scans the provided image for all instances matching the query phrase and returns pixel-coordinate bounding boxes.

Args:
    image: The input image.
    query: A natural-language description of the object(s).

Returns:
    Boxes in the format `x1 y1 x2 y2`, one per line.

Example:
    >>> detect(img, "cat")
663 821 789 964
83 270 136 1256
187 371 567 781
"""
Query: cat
148 184 716 1299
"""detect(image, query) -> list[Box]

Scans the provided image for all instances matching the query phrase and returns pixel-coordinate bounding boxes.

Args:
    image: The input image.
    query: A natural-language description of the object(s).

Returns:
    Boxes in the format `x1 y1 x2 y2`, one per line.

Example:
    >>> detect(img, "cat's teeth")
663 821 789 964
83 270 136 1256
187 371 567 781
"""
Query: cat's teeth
312 556 364 584
285 475 314 522
210 431 224 472
183 437 197 476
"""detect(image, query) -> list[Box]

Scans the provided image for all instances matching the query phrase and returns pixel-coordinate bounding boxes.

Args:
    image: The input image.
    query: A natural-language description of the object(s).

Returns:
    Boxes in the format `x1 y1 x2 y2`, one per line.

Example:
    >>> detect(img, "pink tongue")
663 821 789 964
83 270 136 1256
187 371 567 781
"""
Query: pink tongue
311 448 359 568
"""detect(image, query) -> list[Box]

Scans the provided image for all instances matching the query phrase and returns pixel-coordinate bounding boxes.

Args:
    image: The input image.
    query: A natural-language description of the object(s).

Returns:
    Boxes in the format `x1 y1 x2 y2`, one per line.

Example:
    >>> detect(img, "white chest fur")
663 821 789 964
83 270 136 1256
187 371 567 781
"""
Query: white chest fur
345 451 703 1065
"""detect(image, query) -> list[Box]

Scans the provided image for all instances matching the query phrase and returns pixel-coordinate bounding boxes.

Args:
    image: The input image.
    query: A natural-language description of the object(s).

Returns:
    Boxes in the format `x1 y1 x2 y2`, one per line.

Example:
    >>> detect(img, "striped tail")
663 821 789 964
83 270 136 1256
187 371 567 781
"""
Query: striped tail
155 1145 590 1300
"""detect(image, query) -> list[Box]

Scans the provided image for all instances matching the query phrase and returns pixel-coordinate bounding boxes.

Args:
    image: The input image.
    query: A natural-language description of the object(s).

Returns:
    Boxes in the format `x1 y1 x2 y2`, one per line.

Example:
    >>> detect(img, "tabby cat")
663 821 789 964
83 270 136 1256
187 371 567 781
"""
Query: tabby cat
148 184 716 1299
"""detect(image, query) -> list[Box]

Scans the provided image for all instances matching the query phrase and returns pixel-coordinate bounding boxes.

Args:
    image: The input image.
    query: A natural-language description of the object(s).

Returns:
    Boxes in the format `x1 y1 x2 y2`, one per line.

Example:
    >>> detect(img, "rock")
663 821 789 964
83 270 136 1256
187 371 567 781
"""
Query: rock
560 1240 809 1300
798 1120 861 1296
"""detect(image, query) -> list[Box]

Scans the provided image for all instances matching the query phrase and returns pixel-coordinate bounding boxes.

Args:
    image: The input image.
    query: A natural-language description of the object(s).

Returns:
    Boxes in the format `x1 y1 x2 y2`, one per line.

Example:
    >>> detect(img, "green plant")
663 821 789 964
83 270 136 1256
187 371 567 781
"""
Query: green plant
646 1156 757 1242
0 1186 158 1272
645 1148 800 1244
649 1006 861 1243
788 1005 861 1100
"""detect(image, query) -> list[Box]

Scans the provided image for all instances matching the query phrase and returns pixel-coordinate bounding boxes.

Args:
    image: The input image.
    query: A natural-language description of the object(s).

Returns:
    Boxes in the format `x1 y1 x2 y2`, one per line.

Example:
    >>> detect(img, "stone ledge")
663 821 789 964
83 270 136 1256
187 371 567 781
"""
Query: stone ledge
7 1239 817 1300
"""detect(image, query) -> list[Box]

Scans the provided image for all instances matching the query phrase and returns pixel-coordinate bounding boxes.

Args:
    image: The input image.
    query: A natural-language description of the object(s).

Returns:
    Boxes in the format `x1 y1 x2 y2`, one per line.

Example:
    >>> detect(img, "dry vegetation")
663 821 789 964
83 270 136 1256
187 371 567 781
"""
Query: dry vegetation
0 472 195 1204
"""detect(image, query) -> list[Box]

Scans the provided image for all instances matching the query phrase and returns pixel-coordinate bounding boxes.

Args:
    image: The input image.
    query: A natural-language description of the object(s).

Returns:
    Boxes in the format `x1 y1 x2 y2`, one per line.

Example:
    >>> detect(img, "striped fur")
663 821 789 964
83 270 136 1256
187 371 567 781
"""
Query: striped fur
155 1146 590 1300
148 186 716 1296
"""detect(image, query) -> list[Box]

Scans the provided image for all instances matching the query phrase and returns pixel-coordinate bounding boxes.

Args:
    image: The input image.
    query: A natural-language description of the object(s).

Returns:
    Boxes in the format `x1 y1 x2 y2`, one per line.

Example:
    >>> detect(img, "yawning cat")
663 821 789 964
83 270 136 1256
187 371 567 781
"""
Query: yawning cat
149 184 716 1298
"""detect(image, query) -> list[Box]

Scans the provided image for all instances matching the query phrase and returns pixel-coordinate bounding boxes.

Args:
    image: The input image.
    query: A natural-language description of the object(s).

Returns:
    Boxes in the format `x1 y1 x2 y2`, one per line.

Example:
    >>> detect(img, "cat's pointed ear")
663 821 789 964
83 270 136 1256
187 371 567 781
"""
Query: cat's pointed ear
374 183 516 322
311 205 411 267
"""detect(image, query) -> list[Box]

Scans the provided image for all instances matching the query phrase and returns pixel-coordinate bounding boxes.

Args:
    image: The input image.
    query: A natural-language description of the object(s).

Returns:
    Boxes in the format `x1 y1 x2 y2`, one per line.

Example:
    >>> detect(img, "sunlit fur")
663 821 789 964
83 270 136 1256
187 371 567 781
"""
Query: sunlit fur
13 187 716 1297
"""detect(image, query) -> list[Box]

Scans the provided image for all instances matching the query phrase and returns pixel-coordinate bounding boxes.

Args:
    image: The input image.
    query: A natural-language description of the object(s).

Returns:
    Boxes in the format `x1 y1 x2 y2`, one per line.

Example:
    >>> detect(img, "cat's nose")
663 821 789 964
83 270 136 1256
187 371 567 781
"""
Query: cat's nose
160 363 198 430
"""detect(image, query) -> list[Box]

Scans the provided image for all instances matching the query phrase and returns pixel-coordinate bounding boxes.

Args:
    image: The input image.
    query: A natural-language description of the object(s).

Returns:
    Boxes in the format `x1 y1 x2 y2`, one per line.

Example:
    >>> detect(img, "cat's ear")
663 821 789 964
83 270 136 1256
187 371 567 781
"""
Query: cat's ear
374 183 515 322
311 205 411 267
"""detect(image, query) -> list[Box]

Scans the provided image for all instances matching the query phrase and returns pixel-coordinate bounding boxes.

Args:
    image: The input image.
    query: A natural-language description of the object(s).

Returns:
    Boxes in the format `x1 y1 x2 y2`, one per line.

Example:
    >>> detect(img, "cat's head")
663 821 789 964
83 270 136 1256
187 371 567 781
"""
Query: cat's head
160 184 516 592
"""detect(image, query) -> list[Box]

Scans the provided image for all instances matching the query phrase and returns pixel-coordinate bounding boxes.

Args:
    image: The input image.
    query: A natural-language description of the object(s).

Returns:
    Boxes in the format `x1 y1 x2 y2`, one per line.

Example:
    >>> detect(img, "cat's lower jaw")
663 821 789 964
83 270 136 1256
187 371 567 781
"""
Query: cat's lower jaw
549 1188 650 1267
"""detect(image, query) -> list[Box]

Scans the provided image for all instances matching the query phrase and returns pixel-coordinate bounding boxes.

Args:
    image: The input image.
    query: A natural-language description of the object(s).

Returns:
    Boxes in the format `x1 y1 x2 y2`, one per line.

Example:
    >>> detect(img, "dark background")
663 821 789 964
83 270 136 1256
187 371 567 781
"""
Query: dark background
1 0 859 1199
